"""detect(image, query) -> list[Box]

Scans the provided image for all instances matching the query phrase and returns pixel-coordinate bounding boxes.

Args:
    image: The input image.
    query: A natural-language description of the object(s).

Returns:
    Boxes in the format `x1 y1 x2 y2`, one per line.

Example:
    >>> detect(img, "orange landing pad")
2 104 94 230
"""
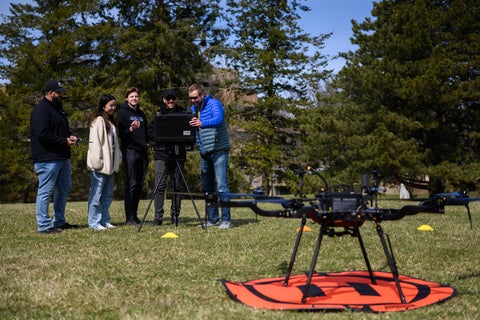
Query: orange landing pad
222 271 456 312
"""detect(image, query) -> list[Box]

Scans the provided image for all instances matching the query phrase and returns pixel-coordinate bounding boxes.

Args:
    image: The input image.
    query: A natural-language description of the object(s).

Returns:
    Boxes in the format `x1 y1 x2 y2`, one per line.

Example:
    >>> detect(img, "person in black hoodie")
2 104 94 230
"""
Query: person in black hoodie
30 80 79 233
147 89 187 226
116 87 148 226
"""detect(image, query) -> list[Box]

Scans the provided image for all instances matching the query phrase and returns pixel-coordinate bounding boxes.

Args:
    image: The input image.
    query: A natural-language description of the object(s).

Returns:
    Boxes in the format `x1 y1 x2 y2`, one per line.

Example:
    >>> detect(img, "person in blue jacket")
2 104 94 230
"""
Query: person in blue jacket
188 83 232 229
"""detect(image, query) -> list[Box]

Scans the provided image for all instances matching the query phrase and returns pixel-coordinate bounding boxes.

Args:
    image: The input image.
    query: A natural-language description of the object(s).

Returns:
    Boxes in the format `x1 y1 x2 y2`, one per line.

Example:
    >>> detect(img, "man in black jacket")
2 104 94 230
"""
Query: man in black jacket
30 80 79 234
116 87 149 226
148 89 187 225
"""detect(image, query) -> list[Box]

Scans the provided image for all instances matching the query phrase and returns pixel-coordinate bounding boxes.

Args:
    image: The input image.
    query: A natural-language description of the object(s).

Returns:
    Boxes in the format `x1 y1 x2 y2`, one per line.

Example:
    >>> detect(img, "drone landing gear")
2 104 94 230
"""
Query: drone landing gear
283 216 406 304
465 203 473 229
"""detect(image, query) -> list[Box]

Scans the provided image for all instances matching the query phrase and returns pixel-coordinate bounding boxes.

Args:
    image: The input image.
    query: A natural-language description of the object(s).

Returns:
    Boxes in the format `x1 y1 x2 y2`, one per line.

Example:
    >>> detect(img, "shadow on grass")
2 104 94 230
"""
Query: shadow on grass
125 216 261 228
453 270 480 281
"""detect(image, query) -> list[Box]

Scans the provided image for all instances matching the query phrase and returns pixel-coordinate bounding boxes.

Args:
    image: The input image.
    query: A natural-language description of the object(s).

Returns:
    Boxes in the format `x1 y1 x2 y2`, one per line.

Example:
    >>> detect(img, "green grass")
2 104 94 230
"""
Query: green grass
0 198 479 319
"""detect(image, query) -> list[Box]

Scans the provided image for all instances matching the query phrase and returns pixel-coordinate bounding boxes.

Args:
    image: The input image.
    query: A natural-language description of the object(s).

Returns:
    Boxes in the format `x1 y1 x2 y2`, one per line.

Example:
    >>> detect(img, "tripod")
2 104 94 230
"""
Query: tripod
138 144 204 232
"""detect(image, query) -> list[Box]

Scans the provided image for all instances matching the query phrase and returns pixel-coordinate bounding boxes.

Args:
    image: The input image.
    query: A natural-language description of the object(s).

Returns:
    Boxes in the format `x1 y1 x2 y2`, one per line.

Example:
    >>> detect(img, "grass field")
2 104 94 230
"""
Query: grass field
0 197 479 319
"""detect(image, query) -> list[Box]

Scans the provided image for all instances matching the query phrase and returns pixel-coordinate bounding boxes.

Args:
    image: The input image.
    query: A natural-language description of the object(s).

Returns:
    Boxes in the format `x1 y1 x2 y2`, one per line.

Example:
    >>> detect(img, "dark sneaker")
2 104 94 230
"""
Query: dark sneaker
38 228 62 234
171 215 180 225
133 217 141 224
152 219 163 226
125 219 140 226
57 222 79 229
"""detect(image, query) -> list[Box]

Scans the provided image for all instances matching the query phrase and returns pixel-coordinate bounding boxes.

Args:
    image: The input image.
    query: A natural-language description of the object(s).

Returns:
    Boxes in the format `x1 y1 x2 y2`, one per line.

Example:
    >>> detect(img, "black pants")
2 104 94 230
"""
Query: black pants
153 158 184 222
123 148 148 222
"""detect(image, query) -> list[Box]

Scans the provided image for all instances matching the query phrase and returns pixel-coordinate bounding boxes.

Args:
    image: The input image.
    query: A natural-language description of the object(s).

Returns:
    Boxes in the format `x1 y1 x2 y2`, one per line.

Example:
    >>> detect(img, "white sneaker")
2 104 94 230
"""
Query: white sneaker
218 221 232 229
105 223 116 229
91 225 107 231
200 220 221 227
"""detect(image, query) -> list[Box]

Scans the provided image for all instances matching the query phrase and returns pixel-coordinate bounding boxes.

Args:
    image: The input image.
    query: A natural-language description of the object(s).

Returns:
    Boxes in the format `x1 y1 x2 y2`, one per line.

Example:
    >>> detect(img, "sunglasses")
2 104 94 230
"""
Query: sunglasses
165 96 177 101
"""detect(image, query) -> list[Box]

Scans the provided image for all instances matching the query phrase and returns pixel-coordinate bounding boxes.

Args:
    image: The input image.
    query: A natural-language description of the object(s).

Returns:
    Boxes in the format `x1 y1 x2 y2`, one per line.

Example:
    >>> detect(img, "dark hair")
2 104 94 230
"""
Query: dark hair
89 94 116 132
124 87 139 98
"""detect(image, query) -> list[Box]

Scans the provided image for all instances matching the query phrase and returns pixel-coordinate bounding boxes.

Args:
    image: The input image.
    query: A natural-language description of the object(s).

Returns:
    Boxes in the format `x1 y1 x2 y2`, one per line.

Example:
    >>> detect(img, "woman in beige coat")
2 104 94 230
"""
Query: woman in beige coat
87 94 122 230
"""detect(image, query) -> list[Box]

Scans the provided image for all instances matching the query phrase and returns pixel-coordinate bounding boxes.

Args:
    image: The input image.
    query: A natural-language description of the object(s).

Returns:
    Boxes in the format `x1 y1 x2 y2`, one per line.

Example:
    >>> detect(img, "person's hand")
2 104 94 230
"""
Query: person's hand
67 135 77 146
130 120 140 132
189 117 202 127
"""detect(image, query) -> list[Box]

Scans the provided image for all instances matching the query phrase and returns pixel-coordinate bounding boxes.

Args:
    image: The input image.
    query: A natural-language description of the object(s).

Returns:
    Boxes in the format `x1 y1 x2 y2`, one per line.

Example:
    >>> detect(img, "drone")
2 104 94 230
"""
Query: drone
205 168 478 304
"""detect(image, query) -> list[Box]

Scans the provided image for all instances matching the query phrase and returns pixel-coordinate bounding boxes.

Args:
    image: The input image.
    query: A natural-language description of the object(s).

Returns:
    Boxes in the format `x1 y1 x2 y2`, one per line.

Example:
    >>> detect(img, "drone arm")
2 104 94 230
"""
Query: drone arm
204 191 452 223
372 203 445 221
205 192 305 218
207 198 289 217
398 204 442 215
226 200 286 217
297 204 445 225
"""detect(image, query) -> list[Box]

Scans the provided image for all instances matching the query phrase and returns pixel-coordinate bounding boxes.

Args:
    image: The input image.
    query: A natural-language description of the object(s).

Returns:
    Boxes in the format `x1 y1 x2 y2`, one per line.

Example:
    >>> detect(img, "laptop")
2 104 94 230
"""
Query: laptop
154 113 196 148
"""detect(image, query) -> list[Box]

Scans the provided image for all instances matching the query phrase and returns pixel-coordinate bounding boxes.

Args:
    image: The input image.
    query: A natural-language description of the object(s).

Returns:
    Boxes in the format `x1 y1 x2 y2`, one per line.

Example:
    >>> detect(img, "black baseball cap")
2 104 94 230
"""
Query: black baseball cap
44 80 66 92
162 89 177 98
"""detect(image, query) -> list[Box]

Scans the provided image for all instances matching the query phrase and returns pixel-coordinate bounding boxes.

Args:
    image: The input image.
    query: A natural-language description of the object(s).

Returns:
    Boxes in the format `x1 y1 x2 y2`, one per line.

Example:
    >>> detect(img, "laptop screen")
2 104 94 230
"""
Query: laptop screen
154 113 196 146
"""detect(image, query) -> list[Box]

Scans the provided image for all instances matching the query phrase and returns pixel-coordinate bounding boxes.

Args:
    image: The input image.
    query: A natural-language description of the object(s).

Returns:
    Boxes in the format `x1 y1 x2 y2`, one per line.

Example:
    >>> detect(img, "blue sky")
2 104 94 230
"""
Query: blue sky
1 0 375 73
300 0 375 72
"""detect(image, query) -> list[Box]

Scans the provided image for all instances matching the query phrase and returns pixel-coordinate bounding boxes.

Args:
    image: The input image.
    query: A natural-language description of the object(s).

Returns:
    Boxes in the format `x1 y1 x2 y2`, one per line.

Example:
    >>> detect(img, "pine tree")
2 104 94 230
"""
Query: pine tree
0 0 223 201
331 0 480 192
224 0 331 193
104 0 226 103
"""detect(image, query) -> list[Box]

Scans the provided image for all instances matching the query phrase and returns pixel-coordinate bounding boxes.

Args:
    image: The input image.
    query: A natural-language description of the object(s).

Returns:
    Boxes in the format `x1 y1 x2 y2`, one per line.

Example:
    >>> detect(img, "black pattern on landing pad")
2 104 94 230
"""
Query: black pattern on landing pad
222 271 456 313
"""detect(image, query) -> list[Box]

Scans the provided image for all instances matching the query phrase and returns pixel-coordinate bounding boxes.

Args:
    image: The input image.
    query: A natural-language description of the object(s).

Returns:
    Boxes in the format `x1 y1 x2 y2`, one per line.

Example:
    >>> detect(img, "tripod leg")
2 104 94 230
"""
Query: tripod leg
175 158 205 230
138 167 168 232
283 214 307 286
375 221 406 304
171 167 179 227
302 224 326 303
356 225 376 284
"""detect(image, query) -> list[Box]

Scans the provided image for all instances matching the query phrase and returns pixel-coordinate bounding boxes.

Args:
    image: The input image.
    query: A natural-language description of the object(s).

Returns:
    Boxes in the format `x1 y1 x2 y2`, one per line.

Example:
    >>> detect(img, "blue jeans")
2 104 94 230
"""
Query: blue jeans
34 160 72 232
201 150 231 223
88 171 114 228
